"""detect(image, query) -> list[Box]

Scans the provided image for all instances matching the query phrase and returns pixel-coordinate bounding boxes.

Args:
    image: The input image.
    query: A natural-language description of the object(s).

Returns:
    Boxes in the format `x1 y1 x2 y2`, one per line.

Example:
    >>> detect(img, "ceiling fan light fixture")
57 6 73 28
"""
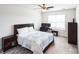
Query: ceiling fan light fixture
41 8 47 12
38 4 54 12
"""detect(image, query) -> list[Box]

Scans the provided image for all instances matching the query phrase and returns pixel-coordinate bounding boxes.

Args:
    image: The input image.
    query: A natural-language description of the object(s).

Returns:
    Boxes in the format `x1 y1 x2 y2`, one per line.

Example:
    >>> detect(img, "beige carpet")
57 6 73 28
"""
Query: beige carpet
45 36 78 54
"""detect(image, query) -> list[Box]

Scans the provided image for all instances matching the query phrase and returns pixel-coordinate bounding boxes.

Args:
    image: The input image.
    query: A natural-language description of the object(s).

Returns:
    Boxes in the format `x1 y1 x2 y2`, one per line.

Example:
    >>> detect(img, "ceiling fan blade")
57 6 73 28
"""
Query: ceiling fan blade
38 5 43 8
47 6 54 9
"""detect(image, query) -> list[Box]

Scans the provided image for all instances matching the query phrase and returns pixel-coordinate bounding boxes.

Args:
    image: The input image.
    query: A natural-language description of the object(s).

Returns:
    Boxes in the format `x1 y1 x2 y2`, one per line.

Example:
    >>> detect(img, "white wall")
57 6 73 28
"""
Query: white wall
76 5 79 51
42 8 76 37
0 4 42 49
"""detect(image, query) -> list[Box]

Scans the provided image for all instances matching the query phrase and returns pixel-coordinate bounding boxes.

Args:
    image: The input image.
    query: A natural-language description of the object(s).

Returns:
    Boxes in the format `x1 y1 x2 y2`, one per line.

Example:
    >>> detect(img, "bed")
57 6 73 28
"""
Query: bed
14 24 54 54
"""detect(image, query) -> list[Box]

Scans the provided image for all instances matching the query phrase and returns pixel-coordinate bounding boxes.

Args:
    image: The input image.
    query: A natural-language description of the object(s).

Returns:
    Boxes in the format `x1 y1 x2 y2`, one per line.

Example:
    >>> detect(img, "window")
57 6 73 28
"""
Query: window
48 15 65 30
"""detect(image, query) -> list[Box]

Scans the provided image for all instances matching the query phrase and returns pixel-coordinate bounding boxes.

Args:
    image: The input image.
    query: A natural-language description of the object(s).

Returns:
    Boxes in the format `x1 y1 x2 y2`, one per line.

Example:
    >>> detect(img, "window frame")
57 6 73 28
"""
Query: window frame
48 15 66 30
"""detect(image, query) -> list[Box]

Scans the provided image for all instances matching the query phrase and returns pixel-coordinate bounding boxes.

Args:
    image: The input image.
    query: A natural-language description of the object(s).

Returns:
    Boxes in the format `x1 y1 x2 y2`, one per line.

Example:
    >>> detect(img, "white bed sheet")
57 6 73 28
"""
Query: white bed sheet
17 31 54 54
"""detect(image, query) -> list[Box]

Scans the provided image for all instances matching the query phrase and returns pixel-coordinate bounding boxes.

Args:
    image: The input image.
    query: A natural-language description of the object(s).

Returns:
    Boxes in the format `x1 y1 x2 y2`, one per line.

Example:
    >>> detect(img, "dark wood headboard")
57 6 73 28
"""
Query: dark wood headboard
14 23 34 36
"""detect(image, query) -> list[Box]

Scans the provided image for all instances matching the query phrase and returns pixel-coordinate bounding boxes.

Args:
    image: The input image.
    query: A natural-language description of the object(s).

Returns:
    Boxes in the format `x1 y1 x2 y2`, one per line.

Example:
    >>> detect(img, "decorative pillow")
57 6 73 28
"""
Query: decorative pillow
28 27 35 32
17 27 29 34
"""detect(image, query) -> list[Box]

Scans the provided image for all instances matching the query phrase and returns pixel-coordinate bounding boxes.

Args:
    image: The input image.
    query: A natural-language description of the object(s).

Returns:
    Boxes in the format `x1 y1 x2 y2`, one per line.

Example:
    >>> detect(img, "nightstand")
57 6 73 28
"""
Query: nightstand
52 31 58 36
2 35 17 52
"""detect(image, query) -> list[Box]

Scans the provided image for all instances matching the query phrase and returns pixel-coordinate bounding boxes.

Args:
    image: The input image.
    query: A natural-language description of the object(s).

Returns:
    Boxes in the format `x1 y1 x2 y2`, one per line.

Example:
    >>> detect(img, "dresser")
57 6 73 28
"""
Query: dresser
68 22 77 45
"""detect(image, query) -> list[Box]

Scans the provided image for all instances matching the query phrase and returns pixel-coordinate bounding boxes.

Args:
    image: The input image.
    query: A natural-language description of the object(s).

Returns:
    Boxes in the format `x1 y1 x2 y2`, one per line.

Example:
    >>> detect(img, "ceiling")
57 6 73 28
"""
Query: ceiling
33 4 77 12
1 4 76 12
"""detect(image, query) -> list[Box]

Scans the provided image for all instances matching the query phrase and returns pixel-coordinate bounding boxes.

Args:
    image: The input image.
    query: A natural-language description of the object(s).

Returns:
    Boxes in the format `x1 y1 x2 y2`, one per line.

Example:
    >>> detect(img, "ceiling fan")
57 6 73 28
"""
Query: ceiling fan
38 4 54 10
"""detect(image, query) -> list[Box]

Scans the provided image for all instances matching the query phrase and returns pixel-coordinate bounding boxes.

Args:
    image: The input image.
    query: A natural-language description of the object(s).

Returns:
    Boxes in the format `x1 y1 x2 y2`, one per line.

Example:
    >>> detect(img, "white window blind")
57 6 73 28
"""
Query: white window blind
48 15 65 30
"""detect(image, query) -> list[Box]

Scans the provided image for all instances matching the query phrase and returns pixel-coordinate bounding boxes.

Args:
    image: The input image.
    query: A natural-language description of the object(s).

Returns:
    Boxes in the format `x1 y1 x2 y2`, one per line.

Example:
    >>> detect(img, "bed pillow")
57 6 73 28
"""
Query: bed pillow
28 27 35 32
17 27 29 34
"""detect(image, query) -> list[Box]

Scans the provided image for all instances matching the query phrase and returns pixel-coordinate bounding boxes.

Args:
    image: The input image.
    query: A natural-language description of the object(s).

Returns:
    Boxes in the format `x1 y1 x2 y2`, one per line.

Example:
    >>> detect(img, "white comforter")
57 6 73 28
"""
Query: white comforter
17 31 54 54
